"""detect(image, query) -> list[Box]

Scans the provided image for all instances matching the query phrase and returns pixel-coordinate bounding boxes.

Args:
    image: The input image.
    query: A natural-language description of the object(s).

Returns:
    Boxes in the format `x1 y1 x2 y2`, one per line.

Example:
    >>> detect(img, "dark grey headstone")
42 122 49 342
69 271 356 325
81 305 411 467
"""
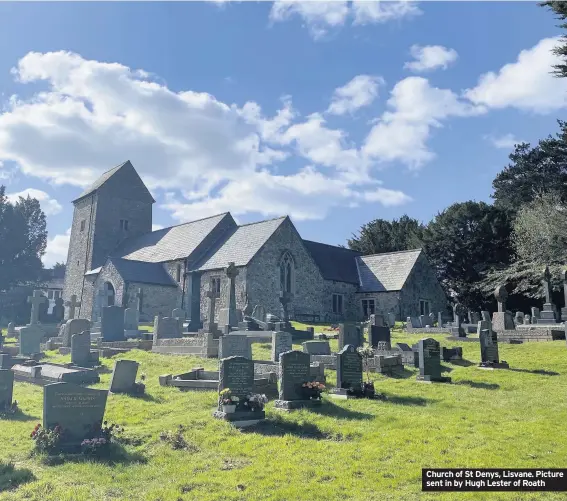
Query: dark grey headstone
101 306 125 341
43 382 107 445
336 344 362 390
124 308 139 330
442 346 463 362
271 331 292 362
418 338 442 380
19 324 44 356
279 350 310 401
218 356 254 402
369 314 385 327
368 325 391 349
109 360 139 393
219 334 251 359
0 369 14 408
480 329 500 364
302 340 331 355
338 323 361 350
62 319 90 348
71 331 91 367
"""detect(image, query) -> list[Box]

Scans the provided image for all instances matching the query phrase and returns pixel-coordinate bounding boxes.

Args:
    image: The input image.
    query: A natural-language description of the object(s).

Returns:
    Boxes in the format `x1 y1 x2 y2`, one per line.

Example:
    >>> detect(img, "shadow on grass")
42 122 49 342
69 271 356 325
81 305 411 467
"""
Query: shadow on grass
95 366 112 374
456 380 499 390
388 368 414 379
508 368 559 376
449 359 475 367
441 365 453 373
376 393 430 406
242 415 328 439
311 401 373 420
40 444 147 467
0 461 35 492
0 410 39 422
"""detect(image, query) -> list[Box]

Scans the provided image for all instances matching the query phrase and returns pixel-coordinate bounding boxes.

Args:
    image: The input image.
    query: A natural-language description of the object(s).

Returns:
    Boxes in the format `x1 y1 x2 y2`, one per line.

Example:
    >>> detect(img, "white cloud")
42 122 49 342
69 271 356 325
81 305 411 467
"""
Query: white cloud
7 188 62 215
152 224 164 231
404 44 458 73
485 133 524 150
363 76 485 169
327 75 384 116
269 0 419 40
43 227 70 267
0 52 412 223
465 37 567 113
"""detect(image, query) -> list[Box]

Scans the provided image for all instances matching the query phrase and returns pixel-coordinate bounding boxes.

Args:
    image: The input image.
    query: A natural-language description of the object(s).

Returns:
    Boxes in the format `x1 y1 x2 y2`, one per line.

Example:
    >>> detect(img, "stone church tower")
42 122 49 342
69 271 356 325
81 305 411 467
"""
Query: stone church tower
63 161 154 315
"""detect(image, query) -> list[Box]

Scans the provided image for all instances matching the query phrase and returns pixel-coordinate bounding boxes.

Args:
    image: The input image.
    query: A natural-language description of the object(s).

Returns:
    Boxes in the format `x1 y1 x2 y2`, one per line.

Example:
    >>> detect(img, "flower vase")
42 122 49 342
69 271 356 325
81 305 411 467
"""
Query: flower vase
222 404 236 414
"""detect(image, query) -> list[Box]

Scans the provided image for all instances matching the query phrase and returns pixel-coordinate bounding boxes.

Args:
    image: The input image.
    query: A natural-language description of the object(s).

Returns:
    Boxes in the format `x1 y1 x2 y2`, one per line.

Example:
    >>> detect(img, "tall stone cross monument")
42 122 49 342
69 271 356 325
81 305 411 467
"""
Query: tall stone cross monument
538 265 558 324
491 285 514 331
204 282 220 333
224 262 239 328
562 269 567 322
65 294 81 320
28 290 47 325
279 291 293 323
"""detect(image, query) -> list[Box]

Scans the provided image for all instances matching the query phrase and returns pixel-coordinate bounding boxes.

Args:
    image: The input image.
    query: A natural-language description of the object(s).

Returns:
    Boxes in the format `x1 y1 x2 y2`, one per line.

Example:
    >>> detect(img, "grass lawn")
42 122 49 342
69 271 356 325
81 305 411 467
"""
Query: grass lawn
1 325 567 500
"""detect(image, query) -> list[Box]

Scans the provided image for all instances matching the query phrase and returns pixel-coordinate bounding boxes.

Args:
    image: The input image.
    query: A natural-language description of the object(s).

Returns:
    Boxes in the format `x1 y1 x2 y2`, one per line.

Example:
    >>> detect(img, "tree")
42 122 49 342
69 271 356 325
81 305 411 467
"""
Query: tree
348 215 424 255
421 201 514 309
52 262 66 278
0 187 47 291
541 1 567 78
478 193 567 298
492 122 567 213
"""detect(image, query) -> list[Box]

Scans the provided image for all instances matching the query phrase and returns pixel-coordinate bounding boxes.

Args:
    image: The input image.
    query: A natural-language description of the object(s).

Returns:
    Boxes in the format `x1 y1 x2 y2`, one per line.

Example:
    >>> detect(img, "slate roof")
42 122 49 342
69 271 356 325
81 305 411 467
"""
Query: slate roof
355 249 422 292
72 160 155 203
193 217 287 271
109 258 178 287
303 240 361 284
115 213 231 263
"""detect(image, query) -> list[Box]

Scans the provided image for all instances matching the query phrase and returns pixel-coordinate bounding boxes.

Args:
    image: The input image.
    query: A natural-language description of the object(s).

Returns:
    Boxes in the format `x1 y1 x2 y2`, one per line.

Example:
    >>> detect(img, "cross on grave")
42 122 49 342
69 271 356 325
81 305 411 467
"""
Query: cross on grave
494 285 508 313
224 262 240 328
65 294 81 320
279 291 293 323
135 288 143 313
542 265 553 304
206 287 220 326
28 290 47 325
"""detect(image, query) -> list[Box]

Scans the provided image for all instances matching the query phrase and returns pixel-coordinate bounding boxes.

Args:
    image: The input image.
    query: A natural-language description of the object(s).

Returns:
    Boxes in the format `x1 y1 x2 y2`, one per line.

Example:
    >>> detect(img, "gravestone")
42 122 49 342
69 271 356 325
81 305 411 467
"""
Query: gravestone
214 356 264 426
19 324 44 356
153 317 182 340
71 331 92 367
101 306 125 341
62 318 90 347
330 344 363 398
172 308 186 321
562 270 567 322
28 290 47 325
479 329 509 369
218 262 240 329
368 324 391 349
524 314 531 325
419 315 427 327
43 382 108 448
203 285 220 333
65 294 81 320
428 312 436 327
124 308 139 331
537 266 558 324
302 340 331 355
437 312 444 328
491 286 515 331
275 350 320 410
251 305 266 323
219 334 251 360
369 314 385 327
442 347 463 362
0 369 14 409
109 360 139 393
271 331 292 362
52 297 65 323
408 317 421 329
514 311 524 327
396 342 418 366
470 311 481 324
416 338 450 383
279 291 293 325
451 303 466 337
387 312 396 327
338 323 361 350
531 307 540 324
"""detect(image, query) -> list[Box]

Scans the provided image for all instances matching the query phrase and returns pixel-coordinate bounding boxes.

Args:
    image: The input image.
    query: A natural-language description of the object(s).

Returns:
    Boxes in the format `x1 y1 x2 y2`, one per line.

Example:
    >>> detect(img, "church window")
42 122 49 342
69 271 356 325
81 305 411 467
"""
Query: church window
48 291 54 299
361 299 375 318
176 263 182 282
80 220 86 232
332 294 344 314
419 300 430 316
120 219 129 231
211 277 221 294
279 251 294 293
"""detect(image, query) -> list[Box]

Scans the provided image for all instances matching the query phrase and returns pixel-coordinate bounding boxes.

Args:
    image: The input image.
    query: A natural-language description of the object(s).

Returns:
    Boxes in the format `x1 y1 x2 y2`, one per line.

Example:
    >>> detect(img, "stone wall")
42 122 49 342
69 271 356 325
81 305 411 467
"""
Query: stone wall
90 261 126 321
246 218 325 319
399 253 447 319
356 291 401 321
126 281 181 320
319 280 359 322
199 268 248 322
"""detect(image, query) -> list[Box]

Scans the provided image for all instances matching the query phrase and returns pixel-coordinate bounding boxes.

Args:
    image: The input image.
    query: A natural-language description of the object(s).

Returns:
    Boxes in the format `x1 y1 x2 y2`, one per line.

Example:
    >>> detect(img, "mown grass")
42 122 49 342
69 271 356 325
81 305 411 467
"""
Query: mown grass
1 325 567 500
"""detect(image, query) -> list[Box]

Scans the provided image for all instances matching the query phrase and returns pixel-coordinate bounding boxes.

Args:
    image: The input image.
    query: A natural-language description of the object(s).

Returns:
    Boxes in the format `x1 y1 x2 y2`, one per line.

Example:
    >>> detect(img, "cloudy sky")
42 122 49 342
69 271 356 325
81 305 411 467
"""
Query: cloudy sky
0 1 565 266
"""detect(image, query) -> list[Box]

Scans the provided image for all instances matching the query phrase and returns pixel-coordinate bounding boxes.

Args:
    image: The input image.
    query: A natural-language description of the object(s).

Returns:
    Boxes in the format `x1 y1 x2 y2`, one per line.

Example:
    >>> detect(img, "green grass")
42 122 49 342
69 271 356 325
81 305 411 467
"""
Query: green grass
1 326 567 500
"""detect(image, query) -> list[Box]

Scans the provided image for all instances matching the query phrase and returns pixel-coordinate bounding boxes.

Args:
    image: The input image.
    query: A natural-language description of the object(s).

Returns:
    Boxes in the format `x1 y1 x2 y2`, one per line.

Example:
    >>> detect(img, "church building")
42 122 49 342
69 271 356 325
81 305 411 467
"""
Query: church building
63 161 447 324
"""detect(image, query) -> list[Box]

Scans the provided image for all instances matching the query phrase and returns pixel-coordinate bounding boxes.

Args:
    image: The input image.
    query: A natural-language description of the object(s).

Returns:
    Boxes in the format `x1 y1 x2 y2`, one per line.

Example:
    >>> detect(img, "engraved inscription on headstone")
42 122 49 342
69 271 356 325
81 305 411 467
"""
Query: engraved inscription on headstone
279 350 310 401
336 344 362 390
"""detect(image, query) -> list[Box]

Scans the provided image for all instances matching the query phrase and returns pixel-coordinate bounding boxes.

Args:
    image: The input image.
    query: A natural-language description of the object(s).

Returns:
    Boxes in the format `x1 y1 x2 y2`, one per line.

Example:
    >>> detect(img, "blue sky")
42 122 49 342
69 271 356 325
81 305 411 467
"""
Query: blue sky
0 1 565 266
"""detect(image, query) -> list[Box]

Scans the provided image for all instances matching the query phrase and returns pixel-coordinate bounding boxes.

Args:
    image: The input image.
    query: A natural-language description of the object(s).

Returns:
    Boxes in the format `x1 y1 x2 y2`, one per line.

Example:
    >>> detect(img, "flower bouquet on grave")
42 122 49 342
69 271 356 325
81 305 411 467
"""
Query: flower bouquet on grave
219 388 239 413
81 421 122 456
31 423 65 454
132 373 147 395
362 381 375 399
345 384 365 398
301 381 326 400
243 393 268 412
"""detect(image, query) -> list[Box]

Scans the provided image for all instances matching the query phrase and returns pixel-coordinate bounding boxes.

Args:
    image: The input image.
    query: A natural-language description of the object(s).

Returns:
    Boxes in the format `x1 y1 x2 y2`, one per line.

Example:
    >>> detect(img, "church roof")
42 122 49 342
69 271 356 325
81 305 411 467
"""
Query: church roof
193 216 287 271
109 258 178 287
115 213 232 263
303 240 361 284
72 160 155 203
356 249 422 292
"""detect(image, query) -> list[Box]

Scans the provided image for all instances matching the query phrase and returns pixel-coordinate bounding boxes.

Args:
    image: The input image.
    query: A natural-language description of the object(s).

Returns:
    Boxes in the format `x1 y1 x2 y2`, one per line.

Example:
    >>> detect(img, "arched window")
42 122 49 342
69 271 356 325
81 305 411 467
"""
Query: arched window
279 251 294 294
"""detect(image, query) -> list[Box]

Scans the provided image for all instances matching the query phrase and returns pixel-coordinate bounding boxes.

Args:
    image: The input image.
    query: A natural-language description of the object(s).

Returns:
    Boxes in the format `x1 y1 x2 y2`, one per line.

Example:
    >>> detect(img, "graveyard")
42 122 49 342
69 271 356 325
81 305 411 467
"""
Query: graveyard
1 320 566 501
